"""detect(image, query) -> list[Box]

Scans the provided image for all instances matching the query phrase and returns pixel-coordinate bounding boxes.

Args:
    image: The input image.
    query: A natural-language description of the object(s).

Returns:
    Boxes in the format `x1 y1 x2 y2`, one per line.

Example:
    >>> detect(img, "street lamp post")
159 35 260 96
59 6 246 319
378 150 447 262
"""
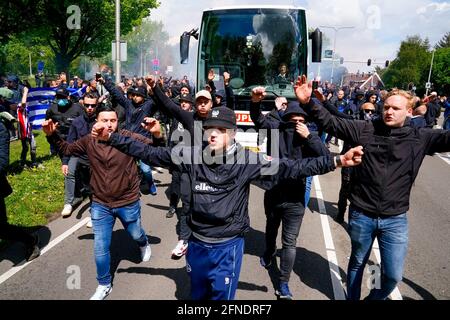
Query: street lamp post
425 50 435 96
115 0 121 84
319 25 355 84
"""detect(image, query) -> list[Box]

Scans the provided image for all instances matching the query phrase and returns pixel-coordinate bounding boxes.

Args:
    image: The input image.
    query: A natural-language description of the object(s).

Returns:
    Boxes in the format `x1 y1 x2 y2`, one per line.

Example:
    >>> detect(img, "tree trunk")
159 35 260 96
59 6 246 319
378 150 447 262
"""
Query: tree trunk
55 52 72 77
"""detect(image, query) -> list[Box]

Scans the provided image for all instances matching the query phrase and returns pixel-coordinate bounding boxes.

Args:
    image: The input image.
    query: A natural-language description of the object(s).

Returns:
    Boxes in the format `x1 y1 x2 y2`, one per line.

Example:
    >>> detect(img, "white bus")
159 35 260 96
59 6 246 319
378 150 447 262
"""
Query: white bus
181 5 322 150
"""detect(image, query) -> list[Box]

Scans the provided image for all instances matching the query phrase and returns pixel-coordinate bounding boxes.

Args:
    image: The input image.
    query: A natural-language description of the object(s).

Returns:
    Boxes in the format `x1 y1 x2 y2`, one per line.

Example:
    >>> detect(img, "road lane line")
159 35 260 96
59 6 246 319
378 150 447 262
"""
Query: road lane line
313 176 346 300
437 153 450 166
372 240 403 300
0 217 90 286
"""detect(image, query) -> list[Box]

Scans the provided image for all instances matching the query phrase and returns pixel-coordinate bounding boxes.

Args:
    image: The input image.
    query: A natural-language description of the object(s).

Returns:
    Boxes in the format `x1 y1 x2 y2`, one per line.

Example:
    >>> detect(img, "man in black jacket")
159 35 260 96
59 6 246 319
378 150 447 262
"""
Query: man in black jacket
92 93 364 300
0 113 40 261
250 91 329 300
294 75 450 300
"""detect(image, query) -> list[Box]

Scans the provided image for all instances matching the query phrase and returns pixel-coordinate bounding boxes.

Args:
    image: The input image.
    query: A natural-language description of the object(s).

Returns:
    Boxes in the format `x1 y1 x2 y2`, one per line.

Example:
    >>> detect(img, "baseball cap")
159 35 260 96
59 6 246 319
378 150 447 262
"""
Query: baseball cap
131 86 147 98
195 90 212 101
203 106 236 129
55 88 70 98
179 94 194 104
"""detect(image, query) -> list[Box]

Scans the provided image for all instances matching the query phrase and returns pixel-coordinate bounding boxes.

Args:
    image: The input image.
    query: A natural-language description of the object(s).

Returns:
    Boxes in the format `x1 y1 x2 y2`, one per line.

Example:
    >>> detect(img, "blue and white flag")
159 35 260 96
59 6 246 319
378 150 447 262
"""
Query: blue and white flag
26 86 87 129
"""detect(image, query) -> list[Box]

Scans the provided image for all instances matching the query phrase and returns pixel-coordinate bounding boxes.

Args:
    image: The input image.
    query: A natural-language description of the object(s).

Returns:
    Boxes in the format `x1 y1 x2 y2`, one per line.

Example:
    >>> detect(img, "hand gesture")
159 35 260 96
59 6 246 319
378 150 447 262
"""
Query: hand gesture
42 119 58 136
341 146 364 167
223 72 231 85
91 123 109 141
208 69 215 82
314 87 327 103
251 87 267 103
294 75 313 105
141 117 162 138
296 122 310 139
275 97 288 111
145 75 156 89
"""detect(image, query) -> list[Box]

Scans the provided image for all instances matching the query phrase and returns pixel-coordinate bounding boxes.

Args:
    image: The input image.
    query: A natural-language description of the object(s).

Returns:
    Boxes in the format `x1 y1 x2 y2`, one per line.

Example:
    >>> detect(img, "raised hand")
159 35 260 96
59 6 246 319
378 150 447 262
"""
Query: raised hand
145 75 156 89
294 75 313 105
208 69 215 82
223 72 231 85
141 117 162 138
251 87 267 103
42 119 58 136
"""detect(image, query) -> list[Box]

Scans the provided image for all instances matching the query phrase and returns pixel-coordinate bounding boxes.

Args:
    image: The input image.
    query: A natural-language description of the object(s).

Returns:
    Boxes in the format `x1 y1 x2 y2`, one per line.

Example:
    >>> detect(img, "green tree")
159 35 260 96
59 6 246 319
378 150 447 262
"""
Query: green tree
435 32 450 49
433 47 450 95
382 35 431 92
0 0 159 75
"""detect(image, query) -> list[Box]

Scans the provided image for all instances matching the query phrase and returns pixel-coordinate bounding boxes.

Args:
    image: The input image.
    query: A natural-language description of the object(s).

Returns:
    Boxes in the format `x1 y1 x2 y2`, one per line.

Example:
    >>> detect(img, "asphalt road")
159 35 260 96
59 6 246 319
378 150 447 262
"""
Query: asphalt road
0 150 449 300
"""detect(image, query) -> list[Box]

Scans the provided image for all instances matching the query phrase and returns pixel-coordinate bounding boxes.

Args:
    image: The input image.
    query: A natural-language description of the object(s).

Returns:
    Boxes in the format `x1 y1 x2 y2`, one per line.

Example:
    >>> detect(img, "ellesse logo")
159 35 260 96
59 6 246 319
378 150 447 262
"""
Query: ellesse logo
194 183 218 192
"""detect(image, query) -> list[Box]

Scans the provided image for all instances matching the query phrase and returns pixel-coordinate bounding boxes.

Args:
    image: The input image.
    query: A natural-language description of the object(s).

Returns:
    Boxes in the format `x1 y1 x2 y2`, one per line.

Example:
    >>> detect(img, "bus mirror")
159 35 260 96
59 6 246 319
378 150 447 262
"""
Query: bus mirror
310 28 323 63
180 32 191 64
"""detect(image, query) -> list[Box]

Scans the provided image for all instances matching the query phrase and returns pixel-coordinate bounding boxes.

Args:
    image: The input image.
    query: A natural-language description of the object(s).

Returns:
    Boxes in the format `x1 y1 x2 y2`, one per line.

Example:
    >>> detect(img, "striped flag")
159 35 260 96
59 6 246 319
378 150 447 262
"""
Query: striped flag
26 86 87 129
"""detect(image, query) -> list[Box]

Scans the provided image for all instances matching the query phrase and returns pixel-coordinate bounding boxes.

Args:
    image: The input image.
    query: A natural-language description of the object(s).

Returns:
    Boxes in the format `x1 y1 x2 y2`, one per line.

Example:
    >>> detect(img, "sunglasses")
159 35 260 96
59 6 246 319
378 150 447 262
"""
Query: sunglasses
363 109 375 114
84 103 97 108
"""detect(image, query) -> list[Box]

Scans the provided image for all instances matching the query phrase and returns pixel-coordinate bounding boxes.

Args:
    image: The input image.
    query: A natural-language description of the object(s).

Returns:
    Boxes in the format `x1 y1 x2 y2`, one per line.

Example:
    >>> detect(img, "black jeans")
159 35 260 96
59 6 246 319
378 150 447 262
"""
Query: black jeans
172 170 191 241
337 167 353 219
263 193 305 283
20 138 37 165
0 196 34 247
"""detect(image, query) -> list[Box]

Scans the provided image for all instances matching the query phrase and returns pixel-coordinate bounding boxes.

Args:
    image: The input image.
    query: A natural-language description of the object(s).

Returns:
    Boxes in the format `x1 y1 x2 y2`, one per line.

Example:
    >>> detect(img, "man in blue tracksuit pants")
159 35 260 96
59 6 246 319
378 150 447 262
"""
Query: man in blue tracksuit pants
92 87 364 300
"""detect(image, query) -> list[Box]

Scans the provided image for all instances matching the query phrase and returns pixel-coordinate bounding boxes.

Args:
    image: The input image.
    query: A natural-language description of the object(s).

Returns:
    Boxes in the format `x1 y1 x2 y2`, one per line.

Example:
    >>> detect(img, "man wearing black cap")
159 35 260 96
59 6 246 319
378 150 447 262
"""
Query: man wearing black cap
345 89 366 119
92 94 364 300
250 91 329 299
99 77 158 196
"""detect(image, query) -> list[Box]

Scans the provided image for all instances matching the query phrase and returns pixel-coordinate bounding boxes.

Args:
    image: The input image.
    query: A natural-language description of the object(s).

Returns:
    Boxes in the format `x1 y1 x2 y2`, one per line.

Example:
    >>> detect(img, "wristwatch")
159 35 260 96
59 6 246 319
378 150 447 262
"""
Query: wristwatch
334 155 343 167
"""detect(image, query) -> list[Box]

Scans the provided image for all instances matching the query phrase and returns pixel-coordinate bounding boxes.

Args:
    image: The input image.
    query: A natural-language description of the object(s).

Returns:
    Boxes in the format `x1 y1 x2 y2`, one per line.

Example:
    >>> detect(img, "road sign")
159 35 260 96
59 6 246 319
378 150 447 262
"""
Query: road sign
112 41 127 61
152 59 159 67
324 50 333 59
37 61 45 73
425 82 431 89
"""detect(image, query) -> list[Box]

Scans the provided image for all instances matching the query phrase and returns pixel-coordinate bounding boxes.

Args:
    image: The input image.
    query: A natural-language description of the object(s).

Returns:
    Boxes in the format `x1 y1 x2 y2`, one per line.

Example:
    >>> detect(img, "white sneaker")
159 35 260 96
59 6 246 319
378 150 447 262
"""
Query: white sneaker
171 240 188 259
86 218 93 228
61 204 73 217
89 284 112 300
140 243 152 262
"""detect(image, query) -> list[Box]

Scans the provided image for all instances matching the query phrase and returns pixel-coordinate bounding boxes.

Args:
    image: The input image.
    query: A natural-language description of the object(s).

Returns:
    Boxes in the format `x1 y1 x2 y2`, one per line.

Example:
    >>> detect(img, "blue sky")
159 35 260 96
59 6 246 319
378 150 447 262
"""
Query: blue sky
150 0 450 74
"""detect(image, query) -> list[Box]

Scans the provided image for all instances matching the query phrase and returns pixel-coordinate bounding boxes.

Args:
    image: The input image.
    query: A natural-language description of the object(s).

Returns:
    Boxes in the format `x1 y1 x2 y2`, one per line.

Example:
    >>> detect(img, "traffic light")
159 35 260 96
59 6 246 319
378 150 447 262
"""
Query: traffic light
340 57 344 64
367 59 372 66
385 60 390 68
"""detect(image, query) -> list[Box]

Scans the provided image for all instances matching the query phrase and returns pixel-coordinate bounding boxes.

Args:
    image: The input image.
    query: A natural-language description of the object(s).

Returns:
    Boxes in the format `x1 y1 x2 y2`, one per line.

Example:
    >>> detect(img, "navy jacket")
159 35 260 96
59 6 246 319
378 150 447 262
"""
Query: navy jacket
62 111 97 165
0 120 12 198
304 100 450 216
107 133 336 239
103 80 156 139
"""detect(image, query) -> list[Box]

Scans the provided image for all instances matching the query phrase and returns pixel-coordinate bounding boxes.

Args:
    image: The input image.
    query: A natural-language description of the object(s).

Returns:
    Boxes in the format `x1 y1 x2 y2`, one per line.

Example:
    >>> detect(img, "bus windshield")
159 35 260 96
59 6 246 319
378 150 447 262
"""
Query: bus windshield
198 8 307 100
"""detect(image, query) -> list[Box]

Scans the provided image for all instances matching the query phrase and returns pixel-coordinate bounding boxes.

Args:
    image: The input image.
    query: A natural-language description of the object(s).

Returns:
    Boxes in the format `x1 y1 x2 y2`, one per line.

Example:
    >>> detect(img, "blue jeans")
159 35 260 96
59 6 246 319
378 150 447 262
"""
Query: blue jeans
346 206 409 300
139 160 154 188
187 236 244 300
304 177 312 208
91 201 148 286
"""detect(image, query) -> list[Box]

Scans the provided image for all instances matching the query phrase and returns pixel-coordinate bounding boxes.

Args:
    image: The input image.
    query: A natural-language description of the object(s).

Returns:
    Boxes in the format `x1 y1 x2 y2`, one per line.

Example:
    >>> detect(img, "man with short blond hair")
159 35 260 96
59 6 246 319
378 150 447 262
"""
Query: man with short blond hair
295 76 450 300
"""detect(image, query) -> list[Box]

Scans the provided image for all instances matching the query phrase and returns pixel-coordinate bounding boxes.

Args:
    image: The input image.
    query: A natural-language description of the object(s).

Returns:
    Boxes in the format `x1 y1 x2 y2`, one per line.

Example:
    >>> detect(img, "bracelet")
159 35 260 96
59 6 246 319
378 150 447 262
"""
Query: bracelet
334 155 343 167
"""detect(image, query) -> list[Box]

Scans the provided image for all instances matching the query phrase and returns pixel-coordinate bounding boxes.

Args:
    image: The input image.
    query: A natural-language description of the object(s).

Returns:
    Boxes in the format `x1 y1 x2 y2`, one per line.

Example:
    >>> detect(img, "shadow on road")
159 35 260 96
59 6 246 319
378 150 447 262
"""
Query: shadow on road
244 227 343 300
0 225 51 266
117 266 191 299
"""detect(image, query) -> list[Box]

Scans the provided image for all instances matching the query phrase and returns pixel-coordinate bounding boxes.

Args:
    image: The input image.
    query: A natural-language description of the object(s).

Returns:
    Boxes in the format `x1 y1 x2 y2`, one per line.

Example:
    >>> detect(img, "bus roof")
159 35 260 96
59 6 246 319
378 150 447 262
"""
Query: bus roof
203 5 307 12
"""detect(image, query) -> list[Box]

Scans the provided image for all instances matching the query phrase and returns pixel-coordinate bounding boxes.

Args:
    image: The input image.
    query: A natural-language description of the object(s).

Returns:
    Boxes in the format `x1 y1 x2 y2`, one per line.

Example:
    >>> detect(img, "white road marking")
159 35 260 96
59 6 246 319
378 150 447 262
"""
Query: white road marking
372 240 403 300
437 153 450 166
0 217 91 286
313 176 346 300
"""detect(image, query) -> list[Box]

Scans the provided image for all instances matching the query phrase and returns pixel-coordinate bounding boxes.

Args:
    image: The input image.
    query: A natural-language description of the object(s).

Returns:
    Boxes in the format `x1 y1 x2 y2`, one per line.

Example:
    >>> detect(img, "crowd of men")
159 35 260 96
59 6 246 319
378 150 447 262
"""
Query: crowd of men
0 66 449 301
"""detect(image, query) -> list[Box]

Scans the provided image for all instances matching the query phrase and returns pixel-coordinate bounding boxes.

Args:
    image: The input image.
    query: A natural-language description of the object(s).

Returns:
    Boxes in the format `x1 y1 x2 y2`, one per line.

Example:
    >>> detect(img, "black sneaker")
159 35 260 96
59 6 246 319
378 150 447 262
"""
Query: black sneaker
259 251 276 269
166 207 176 218
26 234 40 262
